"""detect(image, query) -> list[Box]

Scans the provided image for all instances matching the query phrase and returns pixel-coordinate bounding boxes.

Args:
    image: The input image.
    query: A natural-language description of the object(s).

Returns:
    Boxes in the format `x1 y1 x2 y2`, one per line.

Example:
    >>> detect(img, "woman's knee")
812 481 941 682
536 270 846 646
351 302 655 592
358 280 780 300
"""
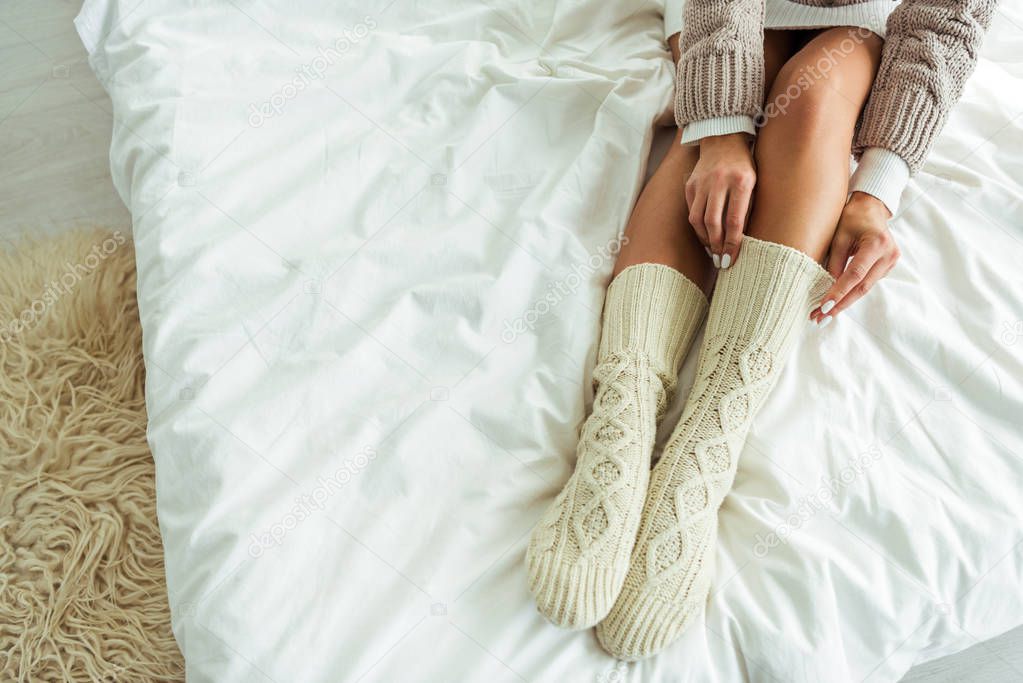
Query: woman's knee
761 27 883 129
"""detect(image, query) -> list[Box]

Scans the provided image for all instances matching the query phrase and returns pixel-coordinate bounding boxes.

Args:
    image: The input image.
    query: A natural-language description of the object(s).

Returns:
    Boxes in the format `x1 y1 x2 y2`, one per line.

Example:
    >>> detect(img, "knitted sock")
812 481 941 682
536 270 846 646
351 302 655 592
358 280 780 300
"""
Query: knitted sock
526 264 708 629
597 237 833 658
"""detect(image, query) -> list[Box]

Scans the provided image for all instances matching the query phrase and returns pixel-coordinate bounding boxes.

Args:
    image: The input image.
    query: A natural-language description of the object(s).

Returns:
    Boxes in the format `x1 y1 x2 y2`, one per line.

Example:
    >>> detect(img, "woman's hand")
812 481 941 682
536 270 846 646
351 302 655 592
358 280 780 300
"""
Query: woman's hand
685 133 755 269
812 192 900 327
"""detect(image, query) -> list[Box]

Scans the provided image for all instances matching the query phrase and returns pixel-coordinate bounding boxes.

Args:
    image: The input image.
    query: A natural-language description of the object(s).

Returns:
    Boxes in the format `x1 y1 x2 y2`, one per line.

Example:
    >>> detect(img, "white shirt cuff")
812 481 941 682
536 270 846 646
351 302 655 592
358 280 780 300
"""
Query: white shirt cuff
849 147 911 216
680 115 757 146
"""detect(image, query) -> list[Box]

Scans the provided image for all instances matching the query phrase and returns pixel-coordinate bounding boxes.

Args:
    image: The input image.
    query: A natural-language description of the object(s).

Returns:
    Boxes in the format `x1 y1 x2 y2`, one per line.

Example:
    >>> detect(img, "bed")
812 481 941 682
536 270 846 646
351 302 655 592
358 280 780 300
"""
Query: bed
74 1 1023 680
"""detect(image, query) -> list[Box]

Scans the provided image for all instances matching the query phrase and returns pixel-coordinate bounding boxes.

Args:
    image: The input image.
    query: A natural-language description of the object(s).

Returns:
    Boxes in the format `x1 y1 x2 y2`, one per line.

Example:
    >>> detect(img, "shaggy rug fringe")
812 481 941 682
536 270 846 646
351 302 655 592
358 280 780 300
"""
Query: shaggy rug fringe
0 230 184 681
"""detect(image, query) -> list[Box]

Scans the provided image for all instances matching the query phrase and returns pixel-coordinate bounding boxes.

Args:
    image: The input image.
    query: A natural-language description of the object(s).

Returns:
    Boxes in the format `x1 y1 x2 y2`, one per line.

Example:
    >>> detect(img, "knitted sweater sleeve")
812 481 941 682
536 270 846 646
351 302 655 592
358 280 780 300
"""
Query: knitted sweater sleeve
854 0 997 174
674 0 766 130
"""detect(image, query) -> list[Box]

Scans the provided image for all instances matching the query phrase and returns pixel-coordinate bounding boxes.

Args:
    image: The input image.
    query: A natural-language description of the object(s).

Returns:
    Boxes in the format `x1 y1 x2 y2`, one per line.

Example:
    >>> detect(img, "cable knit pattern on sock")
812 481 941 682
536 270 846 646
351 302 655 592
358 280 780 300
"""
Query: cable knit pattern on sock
597 238 833 658
526 264 708 629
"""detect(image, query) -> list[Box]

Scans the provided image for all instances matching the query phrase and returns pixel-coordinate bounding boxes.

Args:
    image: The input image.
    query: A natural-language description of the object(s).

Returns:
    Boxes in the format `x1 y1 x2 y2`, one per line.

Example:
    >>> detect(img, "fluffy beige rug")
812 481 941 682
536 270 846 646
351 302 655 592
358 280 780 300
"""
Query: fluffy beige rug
0 230 184 681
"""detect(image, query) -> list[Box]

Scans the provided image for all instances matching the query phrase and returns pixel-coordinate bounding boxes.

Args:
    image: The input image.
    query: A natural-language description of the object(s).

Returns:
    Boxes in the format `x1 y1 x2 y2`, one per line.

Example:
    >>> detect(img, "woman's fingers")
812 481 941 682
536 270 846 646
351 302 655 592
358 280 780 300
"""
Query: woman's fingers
812 194 898 326
814 239 886 325
722 178 753 269
828 257 893 317
686 180 709 250
703 182 727 267
685 178 756 269
825 230 854 282
811 230 854 323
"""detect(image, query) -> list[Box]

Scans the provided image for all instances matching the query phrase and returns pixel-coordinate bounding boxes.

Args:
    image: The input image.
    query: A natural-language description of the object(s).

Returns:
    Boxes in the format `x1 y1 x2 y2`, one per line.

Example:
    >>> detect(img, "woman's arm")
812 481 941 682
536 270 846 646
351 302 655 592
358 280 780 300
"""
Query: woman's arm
850 0 998 214
675 1 766 268
816 0 997 323
674 0 766 134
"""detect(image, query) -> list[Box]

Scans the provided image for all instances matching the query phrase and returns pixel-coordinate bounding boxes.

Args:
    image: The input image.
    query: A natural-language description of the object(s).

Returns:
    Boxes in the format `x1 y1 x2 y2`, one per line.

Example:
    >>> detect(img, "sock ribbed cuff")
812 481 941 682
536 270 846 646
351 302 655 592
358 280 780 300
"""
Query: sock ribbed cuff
598 264 708 377
706 236 833 353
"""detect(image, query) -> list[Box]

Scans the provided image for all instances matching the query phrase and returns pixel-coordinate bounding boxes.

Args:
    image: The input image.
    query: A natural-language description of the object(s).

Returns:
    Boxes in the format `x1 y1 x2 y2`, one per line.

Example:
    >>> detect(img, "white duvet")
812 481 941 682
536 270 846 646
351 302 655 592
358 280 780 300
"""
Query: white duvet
76 1 1023 681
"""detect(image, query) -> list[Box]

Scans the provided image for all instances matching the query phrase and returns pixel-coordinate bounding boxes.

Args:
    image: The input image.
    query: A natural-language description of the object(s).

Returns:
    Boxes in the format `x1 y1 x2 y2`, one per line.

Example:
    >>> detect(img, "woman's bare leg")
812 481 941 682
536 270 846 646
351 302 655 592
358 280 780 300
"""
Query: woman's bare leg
612 31 799 293
746 27 884 261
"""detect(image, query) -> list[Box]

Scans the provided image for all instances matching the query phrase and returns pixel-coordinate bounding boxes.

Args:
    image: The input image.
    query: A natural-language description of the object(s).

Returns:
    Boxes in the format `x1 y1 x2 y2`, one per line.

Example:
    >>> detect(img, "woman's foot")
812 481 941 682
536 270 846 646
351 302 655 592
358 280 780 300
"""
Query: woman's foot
525 264 707 629
597 237 832 657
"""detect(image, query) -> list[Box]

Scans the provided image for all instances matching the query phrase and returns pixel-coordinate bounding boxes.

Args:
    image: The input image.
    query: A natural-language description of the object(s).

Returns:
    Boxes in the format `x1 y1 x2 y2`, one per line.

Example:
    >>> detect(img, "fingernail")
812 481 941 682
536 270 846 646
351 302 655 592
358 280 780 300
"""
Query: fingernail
720 254 731 269
820 299 836 315
712 254 721 268
818 315 833 329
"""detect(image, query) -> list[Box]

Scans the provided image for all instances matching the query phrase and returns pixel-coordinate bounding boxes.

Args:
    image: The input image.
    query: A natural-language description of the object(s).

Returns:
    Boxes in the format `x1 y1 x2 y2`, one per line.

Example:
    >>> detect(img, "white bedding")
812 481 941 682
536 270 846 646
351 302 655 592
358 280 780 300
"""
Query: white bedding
76 1 1023 681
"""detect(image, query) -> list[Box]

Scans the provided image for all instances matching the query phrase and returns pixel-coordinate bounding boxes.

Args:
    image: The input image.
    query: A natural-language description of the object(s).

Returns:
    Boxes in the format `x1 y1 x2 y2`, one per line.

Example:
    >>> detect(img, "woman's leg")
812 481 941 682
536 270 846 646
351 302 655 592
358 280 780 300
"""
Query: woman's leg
612 31 799 294
523 30 801 631
597 28 885 660
747 27 884 260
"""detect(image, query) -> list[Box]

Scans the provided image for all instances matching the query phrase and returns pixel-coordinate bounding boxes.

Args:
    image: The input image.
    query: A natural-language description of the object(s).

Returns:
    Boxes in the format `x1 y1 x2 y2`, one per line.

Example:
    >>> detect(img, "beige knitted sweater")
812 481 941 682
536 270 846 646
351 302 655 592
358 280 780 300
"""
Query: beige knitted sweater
675 0 996 207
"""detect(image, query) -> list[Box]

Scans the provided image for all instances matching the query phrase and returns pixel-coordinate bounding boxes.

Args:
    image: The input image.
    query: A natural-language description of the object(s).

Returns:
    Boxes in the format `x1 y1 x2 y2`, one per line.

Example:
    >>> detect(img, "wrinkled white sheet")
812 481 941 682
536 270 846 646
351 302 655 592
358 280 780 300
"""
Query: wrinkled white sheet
76 1 1023 680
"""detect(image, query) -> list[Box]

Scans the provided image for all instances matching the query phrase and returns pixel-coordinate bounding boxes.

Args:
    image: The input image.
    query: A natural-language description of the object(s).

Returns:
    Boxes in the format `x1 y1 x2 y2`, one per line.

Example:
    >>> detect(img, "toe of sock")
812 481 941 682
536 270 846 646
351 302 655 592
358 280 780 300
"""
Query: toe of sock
526 550 624 630
596 587 703 659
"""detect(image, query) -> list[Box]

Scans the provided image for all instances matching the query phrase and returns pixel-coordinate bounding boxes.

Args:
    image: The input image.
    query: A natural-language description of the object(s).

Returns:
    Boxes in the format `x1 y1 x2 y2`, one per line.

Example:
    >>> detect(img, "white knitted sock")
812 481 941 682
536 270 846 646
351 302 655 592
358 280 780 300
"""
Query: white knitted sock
597 237 833 657
526 264 708 629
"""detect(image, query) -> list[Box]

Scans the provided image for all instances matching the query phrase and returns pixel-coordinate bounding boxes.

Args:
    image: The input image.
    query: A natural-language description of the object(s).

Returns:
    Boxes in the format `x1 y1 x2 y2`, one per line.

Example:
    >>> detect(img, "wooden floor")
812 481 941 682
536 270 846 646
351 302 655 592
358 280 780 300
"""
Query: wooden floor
0 0 130 246
1 2 1020 681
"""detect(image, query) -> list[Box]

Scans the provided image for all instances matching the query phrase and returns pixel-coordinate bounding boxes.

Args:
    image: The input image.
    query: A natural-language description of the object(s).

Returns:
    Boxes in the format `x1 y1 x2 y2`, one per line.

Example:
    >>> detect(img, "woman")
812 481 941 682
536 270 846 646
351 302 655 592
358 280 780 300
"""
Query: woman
525 0 996 660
